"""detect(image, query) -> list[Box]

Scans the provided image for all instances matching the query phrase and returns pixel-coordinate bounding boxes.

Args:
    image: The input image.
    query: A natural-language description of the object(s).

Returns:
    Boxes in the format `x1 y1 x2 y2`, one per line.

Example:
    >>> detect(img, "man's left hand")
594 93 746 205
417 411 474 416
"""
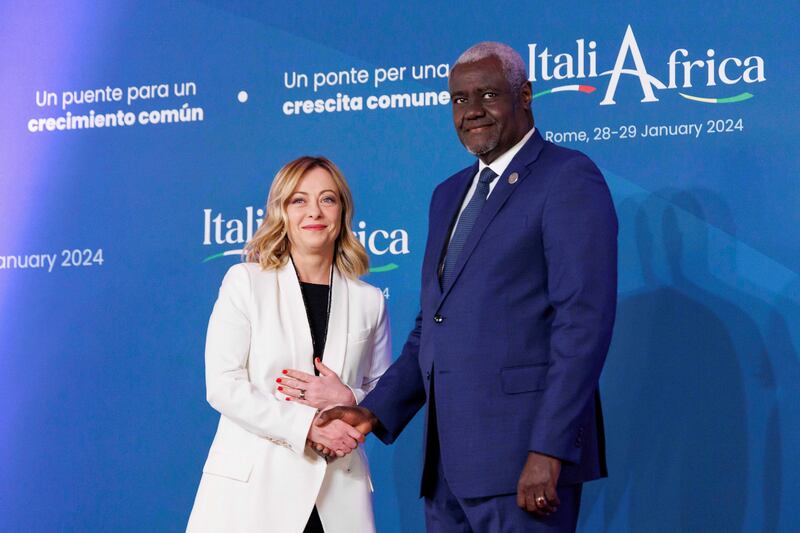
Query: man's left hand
516 452 561 515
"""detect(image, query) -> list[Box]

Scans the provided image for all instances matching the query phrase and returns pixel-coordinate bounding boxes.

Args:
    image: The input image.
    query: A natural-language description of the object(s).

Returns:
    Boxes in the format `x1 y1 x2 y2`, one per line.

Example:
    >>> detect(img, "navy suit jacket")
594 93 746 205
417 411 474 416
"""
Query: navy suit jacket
361 130 617 498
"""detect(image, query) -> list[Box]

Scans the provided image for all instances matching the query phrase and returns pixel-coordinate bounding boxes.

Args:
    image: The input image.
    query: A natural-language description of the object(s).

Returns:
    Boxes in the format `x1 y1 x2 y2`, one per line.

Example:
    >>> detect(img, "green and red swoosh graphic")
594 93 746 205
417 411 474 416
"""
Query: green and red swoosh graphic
202 249 398 273
533 85 596 98
679 92 754 103
534 83 753 104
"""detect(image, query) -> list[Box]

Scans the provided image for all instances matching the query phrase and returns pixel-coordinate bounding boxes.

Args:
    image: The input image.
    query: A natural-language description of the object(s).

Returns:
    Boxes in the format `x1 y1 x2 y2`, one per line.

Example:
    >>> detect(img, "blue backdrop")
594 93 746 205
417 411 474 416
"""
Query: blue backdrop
1 1 798 531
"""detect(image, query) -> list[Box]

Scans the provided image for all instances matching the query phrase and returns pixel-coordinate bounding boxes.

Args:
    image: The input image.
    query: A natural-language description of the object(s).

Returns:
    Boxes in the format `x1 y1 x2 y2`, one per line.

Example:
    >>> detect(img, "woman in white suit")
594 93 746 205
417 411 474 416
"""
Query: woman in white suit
187 156 392 533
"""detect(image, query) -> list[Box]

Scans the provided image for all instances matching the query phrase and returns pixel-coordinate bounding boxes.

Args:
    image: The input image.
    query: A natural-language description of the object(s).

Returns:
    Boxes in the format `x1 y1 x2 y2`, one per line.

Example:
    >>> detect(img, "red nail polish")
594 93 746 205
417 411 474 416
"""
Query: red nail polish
276 378 282 383
282 369 288 374
285 397 291 401
277 386 283 391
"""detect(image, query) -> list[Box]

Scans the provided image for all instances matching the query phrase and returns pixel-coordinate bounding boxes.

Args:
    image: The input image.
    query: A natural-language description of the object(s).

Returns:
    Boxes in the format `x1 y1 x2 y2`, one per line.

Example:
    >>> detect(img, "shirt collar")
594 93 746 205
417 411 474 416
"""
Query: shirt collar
478 127 536 178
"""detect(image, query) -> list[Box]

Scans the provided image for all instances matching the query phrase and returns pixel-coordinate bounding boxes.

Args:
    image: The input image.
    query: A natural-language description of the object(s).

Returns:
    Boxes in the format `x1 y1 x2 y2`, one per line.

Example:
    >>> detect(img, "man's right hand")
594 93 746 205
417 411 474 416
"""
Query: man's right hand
316 405 377 436
307 411 364 457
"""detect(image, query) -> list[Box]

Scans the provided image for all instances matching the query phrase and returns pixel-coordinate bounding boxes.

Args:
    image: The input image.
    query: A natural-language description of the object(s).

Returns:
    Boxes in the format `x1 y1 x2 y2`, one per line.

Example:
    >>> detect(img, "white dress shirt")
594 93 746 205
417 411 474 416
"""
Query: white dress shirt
449 127 536 242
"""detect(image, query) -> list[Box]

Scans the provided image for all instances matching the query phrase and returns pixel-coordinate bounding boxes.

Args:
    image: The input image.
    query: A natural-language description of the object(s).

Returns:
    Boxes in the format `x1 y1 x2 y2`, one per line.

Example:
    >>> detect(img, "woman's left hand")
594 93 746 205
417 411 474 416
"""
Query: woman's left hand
276 357 356 409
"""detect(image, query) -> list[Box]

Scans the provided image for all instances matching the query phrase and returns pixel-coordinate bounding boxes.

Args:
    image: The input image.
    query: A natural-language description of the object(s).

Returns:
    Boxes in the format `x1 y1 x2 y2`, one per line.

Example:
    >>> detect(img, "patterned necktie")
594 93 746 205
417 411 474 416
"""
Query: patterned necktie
441 167 498 287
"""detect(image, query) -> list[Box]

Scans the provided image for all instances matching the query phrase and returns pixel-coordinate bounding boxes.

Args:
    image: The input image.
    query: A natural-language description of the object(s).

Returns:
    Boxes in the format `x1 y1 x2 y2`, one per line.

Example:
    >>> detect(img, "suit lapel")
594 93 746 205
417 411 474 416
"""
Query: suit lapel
426 163 477 292
277 260 349 376
438 131 546 304
277 261 314 374
321 267 348 376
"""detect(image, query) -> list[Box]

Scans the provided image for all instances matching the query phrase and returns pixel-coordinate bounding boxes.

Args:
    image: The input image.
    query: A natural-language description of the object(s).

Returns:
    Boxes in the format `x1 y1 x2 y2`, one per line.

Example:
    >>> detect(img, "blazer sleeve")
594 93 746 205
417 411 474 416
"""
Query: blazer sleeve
347 288 393 404
361 309 427 444
204 264 317 454
529 154 618 464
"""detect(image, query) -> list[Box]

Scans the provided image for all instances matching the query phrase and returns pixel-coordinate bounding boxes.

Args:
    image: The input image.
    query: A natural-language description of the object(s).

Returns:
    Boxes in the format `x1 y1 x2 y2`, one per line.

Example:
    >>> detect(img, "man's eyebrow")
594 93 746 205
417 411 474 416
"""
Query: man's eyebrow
450 85 501 94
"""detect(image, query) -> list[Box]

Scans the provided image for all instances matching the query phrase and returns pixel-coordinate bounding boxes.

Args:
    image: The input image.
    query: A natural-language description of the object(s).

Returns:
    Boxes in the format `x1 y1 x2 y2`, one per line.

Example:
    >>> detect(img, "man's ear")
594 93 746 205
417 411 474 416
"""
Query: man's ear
520 81 533 109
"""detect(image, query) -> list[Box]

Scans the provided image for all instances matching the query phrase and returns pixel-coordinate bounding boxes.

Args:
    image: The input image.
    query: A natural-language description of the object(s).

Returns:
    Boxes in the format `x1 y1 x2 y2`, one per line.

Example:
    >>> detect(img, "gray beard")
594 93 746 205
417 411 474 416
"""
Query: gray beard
464 130 501 156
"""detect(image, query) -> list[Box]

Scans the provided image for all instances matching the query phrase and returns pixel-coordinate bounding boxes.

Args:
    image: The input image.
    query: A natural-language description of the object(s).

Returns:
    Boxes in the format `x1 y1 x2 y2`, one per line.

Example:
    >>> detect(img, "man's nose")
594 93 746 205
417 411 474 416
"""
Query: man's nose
463 100 485 120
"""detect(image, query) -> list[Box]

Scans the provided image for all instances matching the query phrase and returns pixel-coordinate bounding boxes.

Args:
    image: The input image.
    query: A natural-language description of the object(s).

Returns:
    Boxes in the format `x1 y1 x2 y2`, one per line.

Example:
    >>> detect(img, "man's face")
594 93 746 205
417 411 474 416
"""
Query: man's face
449 56 532 164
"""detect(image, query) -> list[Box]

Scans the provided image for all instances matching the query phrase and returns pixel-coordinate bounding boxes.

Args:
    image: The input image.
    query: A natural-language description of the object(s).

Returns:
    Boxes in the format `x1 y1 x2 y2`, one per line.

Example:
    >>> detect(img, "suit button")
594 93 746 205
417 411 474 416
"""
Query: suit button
426 371 431 380
433 314 443 324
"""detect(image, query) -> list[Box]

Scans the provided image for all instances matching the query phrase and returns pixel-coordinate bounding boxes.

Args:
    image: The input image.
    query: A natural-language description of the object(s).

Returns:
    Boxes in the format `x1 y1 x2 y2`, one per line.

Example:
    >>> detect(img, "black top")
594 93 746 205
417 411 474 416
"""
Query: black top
299 281 330 374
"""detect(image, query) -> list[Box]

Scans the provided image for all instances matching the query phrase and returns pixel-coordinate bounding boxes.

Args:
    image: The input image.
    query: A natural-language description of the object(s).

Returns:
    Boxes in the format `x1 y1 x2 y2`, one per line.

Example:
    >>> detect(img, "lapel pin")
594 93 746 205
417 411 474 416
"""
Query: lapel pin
508 172 519 184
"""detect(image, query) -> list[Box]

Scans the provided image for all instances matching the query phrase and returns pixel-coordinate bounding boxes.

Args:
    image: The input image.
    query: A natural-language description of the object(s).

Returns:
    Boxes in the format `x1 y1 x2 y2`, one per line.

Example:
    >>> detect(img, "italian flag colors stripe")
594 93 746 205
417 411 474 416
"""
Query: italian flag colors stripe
202 249 243 263
679 92 754 104
533 85 596 98
201 249 399 273
369 263 399 273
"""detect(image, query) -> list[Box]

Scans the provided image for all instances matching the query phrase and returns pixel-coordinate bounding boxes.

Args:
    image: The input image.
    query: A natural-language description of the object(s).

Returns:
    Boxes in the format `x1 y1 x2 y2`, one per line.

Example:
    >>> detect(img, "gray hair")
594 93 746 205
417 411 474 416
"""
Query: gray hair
452 42 528 93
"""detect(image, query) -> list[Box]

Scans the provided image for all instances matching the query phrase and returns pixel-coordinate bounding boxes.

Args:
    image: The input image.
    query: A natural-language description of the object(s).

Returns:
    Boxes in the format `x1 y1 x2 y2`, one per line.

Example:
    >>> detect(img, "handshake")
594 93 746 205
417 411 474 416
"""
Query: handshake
306 406 378 460
275 361 379 459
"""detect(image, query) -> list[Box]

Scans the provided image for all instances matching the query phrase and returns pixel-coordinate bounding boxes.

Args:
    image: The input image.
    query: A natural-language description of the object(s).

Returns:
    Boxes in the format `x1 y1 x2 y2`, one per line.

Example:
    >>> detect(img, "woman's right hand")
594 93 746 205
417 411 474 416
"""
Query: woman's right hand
307 411 364 457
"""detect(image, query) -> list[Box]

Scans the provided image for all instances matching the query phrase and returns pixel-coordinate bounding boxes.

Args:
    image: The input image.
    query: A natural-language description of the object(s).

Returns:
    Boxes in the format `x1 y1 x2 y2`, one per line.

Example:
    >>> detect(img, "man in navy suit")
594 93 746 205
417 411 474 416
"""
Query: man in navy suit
320 41 617 532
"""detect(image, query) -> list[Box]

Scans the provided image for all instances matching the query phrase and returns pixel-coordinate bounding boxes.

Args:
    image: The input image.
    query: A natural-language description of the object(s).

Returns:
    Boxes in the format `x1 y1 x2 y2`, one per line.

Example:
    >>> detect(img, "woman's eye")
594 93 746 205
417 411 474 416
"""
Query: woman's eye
322 196 337 204
291 197 304 204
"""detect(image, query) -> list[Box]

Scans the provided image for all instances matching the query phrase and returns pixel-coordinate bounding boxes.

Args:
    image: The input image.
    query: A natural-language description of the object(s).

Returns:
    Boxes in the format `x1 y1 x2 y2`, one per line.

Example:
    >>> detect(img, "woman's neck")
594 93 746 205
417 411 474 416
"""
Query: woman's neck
292 252 333 284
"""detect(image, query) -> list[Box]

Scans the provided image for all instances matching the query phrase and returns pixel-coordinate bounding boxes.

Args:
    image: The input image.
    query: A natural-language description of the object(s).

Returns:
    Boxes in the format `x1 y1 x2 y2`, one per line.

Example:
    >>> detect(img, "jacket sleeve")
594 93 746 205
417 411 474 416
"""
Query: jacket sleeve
360 309 426 444
347 287 393 404
204 264 317 454
529 154 618 463
360 182 445 443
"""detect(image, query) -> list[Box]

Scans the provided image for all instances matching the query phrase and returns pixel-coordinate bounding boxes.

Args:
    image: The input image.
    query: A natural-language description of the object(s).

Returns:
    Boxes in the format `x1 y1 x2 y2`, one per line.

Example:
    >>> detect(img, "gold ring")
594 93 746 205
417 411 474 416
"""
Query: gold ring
299 390 306 400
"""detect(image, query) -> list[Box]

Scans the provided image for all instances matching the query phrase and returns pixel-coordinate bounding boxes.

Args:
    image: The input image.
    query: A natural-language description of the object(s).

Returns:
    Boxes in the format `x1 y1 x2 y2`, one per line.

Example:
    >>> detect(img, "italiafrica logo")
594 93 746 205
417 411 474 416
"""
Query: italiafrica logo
201 207 409 273
529 25 764 105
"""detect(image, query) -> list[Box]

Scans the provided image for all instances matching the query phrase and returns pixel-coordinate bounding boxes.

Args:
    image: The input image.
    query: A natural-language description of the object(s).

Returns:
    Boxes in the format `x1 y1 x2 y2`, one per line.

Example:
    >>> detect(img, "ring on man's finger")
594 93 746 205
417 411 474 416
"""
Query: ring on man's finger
536 496 547 507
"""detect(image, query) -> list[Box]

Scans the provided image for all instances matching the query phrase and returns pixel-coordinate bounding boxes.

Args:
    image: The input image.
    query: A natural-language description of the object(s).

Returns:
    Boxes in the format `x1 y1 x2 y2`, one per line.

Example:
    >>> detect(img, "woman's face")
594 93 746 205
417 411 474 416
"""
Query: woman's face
285 167 342 258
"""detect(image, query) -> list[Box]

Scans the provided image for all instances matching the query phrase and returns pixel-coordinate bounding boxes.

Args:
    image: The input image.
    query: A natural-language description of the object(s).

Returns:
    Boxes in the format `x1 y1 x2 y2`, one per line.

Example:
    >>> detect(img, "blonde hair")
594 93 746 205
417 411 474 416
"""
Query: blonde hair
244 156 369 278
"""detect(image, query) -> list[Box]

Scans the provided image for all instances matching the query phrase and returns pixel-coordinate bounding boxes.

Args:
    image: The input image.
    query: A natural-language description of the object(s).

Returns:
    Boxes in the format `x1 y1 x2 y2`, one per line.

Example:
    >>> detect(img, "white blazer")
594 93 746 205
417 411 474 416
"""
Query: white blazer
187 261 392 533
